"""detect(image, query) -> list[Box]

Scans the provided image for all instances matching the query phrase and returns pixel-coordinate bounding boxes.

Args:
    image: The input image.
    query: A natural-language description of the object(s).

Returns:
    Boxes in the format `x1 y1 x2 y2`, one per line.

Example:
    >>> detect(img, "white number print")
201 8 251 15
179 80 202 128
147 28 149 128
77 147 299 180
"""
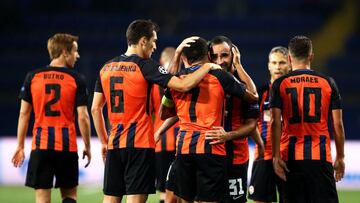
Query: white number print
229 178 244 196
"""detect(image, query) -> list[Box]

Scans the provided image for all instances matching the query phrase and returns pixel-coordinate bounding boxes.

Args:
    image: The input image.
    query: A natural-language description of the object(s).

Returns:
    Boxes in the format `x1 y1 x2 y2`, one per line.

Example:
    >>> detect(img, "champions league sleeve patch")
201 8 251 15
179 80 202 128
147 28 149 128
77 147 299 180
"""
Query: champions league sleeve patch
158 66 169 74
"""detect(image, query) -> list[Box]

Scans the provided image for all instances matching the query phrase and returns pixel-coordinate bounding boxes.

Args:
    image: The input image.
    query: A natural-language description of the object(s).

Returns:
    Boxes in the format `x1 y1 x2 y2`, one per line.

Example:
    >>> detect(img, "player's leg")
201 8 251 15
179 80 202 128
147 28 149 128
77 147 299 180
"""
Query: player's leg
124 148 156 202
35 189 51 203
60 187 77 203
226 162 248 203
103 149 125 202
126 194 148 203
165 160 178 203
26 150 55 203
174 154 196 202
248 160 278 203
156 151 176 203
196 154 227 203
103 195 122 203
54 151 79 203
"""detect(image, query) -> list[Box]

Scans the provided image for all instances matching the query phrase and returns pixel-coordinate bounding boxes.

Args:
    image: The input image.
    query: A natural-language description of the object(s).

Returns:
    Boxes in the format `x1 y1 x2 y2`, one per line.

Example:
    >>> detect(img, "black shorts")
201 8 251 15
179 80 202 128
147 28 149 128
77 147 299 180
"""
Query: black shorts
103 148 155 196
248 159 284 202
283 160 338 203
25 149 78 189
222 161 248 203
174 154 227 202
165 160 176 192
155 151 176 192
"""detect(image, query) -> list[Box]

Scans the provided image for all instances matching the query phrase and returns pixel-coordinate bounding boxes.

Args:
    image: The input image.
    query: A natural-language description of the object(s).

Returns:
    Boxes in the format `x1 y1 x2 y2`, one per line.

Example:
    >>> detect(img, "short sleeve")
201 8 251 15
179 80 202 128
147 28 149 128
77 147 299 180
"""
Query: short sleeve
242 102 260 119
269 78 282 109
94 73 103 93
328 77 342 109
19 72 33 104
76 73 89 107
210 69 246 98
140 59 174 87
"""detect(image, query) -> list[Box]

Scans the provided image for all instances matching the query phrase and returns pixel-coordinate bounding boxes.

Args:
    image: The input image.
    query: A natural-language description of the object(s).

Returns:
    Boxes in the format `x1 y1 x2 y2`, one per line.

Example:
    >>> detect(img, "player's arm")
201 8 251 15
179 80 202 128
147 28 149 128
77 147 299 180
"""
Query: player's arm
328 77 345 181
167 63 220 92
271 107 289 181
155 116 179 143
160 90 176 120
250 127 265 158
212 69 258 103
232 45 258 102
91 92 108 163
331 109 345 182
167 36 199 74
77 105 91 168
205 118 256 144
12 100 32 168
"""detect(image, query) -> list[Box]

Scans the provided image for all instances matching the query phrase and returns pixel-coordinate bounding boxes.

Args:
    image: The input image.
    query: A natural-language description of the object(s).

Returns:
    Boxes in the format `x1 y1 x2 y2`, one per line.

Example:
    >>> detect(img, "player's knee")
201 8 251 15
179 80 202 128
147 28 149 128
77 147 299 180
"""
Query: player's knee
62 197 76 203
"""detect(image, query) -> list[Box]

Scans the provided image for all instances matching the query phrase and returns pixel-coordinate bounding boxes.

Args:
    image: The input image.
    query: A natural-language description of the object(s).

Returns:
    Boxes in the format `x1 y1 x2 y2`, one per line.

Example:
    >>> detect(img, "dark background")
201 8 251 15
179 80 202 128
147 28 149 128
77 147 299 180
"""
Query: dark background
1 0 359 139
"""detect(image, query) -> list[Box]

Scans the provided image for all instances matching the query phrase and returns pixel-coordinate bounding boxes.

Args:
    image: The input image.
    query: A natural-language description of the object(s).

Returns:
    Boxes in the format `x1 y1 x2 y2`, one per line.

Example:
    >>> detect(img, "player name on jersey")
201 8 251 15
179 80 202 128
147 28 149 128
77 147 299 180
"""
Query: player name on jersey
290 76 318 83
43 73 65 80
103 63 137 72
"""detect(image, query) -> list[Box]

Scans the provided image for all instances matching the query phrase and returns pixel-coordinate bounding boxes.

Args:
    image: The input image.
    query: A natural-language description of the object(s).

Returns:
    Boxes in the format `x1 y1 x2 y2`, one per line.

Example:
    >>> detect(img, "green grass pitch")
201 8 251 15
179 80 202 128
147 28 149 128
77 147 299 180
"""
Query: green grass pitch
0 186 359 203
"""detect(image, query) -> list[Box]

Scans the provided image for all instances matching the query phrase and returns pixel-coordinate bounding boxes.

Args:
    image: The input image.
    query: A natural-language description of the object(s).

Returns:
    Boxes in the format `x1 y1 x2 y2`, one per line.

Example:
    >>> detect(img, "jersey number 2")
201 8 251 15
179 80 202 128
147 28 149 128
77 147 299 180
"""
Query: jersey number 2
286 87 321 123
45 84 61 117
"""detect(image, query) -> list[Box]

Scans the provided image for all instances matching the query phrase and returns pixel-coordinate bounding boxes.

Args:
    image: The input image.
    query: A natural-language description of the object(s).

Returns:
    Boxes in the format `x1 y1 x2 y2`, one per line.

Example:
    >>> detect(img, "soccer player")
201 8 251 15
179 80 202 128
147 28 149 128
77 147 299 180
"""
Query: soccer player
205 36 261 203
248 46 291 203
161 37 258 203
91 20 220 203
270 36 345 203
12 33 91 203
152 47 179 203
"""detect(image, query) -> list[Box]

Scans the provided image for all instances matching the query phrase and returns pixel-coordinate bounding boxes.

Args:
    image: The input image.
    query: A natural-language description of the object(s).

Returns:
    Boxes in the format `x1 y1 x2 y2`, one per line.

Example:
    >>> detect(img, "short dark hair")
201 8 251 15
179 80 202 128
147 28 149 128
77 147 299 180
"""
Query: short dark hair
288 35 312 60
269 46 289 58
182 37 208 64
208 35 233 51
126 19 159 45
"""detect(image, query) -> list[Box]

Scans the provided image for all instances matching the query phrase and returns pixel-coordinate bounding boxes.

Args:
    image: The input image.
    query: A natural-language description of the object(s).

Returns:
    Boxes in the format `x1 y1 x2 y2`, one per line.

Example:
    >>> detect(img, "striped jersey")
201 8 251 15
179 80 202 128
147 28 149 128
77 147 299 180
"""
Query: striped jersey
270 69 342 163
19 66 88 152
94 54 173 149
151 84 179 152
165 65 246 156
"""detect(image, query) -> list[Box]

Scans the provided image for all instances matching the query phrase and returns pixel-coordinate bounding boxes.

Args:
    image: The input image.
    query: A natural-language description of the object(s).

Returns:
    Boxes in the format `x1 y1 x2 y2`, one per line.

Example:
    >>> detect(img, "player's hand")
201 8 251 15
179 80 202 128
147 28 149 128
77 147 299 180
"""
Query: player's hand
207 63 222 70
205 126 228 144
101 144 107 164
333 156 345 182
176 36 199 53
12 147 25 168
273 157 289 181
82 146 91 168
231 45 241 67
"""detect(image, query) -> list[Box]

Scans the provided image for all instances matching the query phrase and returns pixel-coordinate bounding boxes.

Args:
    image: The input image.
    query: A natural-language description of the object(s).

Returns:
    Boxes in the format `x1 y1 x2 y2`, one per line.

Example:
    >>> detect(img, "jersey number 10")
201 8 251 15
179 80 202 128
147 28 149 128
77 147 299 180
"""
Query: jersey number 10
286 87 321 124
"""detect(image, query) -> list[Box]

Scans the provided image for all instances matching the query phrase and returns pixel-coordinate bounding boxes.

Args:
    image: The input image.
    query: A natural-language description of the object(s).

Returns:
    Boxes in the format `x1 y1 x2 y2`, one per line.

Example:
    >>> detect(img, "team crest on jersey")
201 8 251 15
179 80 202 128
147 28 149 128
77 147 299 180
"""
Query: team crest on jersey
248 185 254 195
158 66 168 74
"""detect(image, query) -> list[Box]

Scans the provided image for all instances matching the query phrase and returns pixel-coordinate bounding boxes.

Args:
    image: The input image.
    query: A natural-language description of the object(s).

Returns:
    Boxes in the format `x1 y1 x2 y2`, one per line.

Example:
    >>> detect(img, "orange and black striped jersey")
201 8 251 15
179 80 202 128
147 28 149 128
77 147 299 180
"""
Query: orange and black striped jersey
255 83 288 160
19 66 88 152
165 65 246 156
94 54 173 149
151 84 179 152
270 69 342 163
224 71 259 165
